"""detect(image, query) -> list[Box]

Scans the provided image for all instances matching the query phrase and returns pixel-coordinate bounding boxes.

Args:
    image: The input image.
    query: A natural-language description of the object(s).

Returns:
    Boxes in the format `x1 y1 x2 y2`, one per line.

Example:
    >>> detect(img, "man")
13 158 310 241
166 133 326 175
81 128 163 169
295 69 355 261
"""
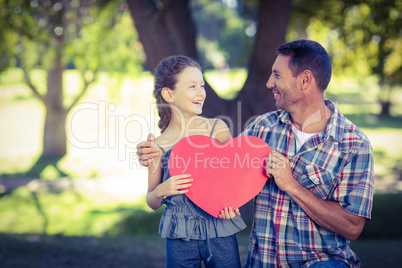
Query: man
137 40 374 267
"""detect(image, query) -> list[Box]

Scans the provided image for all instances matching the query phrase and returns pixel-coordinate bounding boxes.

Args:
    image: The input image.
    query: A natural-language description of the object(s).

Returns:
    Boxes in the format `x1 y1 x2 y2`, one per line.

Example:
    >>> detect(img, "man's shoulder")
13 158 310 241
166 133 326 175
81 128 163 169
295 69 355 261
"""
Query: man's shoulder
338 114 372 150
250 110 283 127
241 110 284 137
326 100 371 148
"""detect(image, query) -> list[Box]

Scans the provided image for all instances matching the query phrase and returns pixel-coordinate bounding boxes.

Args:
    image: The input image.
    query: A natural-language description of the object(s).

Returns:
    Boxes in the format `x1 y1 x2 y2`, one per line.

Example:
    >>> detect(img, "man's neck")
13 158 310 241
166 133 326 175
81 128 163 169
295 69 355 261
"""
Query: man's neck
290 102 333 134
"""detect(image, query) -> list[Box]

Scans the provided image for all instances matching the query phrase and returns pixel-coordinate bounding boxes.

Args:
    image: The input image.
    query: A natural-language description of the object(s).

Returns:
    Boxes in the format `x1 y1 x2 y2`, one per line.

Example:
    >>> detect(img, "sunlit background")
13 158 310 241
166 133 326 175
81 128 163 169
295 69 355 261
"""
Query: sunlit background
0 0 401 266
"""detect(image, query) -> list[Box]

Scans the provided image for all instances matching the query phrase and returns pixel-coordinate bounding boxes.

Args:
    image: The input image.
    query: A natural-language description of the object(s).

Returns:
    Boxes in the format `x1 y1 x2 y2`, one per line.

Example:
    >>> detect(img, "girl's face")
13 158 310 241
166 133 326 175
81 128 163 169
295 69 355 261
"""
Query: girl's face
170 66 206 117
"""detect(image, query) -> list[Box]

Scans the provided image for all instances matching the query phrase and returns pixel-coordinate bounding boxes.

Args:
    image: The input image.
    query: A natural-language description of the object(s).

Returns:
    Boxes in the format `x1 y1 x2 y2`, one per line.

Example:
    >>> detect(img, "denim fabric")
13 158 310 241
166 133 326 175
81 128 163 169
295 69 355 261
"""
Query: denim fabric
308 260 350 268
166 234 241 268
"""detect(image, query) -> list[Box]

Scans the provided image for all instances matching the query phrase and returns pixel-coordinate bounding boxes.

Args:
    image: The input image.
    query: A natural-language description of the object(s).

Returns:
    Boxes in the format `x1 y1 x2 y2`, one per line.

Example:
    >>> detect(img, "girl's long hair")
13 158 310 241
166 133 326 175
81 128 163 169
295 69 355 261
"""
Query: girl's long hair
153 55 203 133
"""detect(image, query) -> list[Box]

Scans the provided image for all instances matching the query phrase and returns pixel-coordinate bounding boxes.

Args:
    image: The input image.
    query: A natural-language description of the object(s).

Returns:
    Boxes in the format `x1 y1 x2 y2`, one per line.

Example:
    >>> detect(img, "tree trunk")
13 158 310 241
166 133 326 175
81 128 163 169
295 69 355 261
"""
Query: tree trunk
380 100 391 116
42 49 67 158
126 0 197 72
232 0 292 135
126 0 227 117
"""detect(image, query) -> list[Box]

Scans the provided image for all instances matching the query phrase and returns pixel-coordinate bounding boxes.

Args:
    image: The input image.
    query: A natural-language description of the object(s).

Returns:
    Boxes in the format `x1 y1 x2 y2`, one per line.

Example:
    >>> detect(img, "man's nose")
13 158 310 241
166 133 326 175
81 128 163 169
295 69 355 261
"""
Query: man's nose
266 74 274 89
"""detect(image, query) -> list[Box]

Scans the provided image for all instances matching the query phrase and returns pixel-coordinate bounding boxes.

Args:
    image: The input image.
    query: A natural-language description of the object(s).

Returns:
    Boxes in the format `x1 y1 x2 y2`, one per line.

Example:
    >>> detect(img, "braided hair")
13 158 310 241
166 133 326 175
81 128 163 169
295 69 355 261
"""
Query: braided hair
153 55 203 133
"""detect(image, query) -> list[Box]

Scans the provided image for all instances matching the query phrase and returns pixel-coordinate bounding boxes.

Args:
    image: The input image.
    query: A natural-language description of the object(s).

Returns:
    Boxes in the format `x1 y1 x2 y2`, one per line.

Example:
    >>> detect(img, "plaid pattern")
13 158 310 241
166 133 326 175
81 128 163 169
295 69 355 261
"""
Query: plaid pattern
242 100 374 268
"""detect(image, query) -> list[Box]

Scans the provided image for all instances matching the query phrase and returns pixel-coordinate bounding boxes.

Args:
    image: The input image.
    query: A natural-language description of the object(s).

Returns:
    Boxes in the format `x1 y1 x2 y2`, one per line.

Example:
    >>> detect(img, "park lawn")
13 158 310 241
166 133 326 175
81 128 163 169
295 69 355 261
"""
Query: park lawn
1 232 401 268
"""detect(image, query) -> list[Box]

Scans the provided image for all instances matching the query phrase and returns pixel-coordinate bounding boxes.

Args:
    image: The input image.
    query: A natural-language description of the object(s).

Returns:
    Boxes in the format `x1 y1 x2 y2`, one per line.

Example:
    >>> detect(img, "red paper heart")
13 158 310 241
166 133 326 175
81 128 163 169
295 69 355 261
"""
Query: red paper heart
169 135 271 218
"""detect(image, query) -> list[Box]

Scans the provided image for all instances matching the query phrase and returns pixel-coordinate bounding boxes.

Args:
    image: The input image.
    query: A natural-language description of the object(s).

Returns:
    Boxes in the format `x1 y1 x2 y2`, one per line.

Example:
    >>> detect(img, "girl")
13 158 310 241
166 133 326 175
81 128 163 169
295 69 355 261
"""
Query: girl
147 55 246 267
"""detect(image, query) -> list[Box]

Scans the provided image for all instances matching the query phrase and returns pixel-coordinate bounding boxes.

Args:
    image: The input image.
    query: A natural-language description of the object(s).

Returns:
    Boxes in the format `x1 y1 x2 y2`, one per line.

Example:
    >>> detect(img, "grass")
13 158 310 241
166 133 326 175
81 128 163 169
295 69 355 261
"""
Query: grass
0 183 163 237
1 233 401 267
0 233 167 268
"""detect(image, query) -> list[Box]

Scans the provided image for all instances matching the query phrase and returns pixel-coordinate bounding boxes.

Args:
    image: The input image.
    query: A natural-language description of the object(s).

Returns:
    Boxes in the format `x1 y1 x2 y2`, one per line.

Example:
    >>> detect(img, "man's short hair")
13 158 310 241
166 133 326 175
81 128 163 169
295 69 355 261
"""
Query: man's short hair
277 40 332 91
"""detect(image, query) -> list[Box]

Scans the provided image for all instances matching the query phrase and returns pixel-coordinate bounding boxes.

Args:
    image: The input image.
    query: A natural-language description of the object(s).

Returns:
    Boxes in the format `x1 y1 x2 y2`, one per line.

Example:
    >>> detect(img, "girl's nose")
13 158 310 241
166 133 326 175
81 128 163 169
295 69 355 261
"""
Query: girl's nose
197 85 206 96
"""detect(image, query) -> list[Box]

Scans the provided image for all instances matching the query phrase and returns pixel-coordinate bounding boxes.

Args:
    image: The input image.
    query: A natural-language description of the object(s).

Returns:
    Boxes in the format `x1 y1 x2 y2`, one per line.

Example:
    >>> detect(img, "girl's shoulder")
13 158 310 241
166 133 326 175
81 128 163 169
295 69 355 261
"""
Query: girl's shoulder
154 133 174 153
193 116 224 129
206 117 232 144
190 117 231 142
154 117 231 151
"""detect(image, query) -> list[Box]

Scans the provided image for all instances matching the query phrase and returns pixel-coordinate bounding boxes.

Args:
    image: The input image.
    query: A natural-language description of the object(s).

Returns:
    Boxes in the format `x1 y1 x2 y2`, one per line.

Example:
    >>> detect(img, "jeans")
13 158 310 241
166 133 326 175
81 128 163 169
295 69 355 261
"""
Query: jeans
309 260 350 268
166 234 241 268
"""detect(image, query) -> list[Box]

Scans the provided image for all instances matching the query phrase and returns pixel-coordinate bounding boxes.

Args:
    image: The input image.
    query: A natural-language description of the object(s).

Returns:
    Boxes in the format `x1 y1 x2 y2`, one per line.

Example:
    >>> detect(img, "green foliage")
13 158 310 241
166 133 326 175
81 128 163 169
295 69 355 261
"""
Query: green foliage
0 0 144 74
317 0 401 82
291 0 402 83
0 67 25 86
289 0 402 115
192 0 255 69
67 2 144 74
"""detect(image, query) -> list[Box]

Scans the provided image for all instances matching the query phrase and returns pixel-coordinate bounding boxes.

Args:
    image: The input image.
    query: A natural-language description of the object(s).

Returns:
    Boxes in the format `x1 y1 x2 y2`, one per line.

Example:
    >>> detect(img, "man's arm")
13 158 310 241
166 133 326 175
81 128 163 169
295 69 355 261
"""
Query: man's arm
136 133 162 167
287 184 365 240
265 151 366 240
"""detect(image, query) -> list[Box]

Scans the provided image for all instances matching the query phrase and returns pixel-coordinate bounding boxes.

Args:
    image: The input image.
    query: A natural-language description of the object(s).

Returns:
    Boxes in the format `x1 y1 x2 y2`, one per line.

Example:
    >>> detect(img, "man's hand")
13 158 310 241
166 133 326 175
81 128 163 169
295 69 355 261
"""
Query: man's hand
136 133 162 167
264 151 297 193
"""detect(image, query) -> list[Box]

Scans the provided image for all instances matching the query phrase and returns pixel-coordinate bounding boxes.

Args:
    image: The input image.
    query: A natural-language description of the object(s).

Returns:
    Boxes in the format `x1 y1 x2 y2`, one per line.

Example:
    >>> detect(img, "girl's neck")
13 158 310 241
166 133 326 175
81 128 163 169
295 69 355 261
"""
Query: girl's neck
168 112 198 132
162 113 203 141
158 114 209 150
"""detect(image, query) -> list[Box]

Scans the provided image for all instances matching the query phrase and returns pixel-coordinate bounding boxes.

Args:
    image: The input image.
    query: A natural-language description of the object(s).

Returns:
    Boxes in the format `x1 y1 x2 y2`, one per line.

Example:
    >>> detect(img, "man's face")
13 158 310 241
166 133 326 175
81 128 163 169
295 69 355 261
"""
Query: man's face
266 55 302 111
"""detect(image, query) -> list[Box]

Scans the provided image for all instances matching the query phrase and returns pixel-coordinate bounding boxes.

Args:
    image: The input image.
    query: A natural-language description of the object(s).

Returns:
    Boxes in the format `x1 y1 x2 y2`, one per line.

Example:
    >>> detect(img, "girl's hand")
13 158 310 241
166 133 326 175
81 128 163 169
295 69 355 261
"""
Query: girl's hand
219 207 241 220
156 174 193 198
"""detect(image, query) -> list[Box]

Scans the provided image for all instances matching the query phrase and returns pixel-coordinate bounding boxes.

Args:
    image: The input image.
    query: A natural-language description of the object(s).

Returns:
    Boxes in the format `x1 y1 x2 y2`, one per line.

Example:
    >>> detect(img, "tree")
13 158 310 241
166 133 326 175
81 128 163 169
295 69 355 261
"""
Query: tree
305 0 402 116
126 0 292 135
0 0 143 159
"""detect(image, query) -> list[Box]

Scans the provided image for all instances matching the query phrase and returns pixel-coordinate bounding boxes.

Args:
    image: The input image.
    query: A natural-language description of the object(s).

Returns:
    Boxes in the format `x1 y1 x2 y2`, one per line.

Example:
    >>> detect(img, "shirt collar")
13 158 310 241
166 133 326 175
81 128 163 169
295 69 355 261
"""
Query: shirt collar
277 99 344 143
278 109 291 124
324 99 344 143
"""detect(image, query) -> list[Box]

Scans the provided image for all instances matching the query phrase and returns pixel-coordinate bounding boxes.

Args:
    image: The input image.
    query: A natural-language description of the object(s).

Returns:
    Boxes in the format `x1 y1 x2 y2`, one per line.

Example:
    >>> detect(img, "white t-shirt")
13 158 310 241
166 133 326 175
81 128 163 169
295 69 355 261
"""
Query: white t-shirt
291 124 321 152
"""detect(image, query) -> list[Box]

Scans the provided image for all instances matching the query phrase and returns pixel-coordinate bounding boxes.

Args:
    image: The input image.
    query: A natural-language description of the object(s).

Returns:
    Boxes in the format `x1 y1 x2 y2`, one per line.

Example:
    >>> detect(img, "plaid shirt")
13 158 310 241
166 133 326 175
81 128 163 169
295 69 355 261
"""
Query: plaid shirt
242 100 374 268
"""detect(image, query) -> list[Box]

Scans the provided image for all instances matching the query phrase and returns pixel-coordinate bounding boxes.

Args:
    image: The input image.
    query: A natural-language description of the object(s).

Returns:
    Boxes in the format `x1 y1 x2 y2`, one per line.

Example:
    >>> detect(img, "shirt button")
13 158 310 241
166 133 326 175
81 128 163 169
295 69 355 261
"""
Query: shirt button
314 178 320 183
281 212 286 216
290 162 295 167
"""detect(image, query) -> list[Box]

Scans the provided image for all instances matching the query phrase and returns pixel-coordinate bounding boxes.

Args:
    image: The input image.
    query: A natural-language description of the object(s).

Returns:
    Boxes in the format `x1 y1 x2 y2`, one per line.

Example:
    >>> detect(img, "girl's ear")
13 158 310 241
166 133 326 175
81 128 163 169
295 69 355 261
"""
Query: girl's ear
161 87 174 103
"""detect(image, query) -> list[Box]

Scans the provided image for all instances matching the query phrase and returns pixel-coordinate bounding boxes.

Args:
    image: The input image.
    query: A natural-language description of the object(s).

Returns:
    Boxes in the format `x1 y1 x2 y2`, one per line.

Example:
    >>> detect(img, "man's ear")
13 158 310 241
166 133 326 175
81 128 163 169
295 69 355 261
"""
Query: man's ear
161 87 174 103
300 70 313 90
